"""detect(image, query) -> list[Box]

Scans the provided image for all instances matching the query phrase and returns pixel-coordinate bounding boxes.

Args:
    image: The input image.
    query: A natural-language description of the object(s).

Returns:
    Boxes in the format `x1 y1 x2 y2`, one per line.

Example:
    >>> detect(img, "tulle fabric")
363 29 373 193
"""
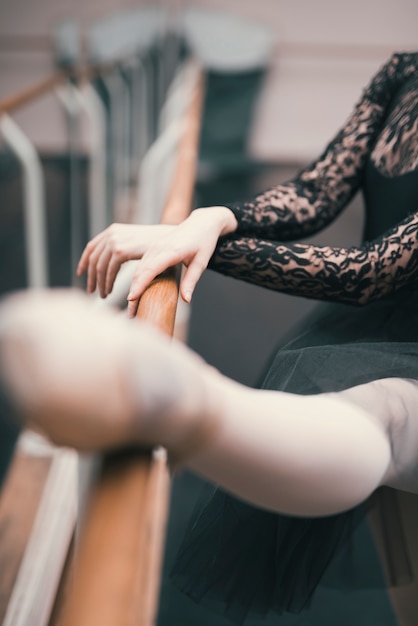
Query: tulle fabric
171 486 368 623
171 293 418 624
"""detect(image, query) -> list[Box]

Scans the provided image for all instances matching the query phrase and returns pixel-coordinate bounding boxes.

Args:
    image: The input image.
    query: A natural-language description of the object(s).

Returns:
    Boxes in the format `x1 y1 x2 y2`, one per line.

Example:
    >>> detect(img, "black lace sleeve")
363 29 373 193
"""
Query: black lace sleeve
226 53 418 241
209 210 418 305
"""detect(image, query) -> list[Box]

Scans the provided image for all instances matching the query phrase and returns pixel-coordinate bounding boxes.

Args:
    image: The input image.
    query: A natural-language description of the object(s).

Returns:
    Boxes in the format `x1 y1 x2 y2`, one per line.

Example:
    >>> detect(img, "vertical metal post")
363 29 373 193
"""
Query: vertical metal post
101 70 130 219
127 58 149 180
136 117 184 225
74 84 108 238
56 82 84 283
0 114 48 288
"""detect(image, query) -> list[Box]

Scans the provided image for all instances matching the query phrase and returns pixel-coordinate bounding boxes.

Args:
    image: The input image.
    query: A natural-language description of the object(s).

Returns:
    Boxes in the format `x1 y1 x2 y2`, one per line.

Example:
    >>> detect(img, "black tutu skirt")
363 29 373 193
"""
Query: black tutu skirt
171 289 418 623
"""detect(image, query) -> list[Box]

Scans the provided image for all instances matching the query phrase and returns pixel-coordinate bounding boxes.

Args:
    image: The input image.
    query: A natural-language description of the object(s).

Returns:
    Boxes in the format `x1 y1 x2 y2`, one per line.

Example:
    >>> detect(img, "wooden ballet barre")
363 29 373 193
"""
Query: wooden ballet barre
0 67 101 117
0 73 67 115
57 65 204 626
0 59 134 116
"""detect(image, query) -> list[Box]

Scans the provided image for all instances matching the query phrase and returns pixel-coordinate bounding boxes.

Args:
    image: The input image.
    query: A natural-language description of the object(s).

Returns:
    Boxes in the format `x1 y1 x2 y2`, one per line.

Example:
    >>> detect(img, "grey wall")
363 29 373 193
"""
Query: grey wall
1 1 417 157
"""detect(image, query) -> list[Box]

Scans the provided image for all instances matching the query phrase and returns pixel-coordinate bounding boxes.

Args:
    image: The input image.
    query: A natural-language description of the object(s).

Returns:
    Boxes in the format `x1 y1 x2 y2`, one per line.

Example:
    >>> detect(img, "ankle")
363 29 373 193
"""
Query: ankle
167 365 224 468
126 338 223 465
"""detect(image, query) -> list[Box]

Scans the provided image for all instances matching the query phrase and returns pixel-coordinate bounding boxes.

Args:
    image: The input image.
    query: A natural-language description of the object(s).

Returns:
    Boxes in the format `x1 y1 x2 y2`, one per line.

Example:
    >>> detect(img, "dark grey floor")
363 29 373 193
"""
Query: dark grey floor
157 163 398 626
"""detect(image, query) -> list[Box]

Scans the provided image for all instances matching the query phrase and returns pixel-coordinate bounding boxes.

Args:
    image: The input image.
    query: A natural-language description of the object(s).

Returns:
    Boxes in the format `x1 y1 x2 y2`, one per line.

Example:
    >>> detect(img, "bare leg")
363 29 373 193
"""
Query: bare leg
0 290 404 519
186 377 394 516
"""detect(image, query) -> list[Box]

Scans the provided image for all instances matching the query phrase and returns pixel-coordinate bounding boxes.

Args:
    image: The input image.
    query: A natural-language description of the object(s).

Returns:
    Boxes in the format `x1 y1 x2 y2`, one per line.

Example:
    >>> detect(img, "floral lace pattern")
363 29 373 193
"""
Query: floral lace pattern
209 53 418 306
210 211 418 305
371 76 418 177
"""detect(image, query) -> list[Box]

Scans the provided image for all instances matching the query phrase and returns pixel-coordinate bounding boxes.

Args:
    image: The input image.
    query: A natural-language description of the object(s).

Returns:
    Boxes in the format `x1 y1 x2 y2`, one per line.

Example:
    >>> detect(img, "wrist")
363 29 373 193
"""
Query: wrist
192 206 238 236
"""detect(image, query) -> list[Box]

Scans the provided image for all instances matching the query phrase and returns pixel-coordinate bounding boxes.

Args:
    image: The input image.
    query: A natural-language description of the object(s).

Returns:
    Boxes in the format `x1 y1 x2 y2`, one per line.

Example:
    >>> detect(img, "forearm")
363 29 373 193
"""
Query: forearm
209 211 418 305
225 53 418 241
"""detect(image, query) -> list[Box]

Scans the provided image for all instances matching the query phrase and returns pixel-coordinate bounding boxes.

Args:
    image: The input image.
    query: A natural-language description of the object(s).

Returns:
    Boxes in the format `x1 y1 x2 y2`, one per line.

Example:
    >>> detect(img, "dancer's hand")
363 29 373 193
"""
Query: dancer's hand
77 223 175 298
77 207 237 317
125 207 237 317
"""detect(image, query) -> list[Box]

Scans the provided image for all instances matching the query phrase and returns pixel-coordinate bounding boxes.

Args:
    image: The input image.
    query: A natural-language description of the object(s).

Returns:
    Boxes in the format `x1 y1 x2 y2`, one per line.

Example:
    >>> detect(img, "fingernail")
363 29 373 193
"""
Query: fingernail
185 291 192 303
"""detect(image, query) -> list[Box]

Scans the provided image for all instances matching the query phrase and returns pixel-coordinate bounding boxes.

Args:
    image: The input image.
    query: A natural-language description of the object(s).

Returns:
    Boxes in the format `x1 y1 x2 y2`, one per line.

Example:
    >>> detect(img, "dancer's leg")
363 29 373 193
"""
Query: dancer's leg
186 377 394 517
0 290 216 453
0 290 405 519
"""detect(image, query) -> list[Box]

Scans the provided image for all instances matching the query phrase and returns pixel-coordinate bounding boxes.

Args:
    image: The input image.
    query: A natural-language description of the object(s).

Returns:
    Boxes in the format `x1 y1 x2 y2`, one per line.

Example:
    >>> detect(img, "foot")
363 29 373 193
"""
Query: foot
0 289 220 459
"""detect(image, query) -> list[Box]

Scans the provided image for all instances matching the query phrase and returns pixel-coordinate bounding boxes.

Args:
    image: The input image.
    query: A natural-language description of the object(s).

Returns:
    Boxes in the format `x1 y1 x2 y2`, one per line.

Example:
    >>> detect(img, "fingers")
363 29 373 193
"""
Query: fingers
126 252 207 321
85 240 106 294
77 233 108 295
126 249 185 318
126 264 160 306
85 240 113 296
127 248 183 302
127 243 209 310
77 225 131 297
77 233 125 298
77 232 104 277
105 254 124 297
127 297 140 319
180 255 208 303
77 220 213 304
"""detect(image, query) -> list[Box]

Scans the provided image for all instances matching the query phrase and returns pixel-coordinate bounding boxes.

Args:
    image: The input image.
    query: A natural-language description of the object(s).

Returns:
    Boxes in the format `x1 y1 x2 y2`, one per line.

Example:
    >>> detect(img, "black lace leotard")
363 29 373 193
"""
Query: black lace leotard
210 53 418 306
172 52 418 623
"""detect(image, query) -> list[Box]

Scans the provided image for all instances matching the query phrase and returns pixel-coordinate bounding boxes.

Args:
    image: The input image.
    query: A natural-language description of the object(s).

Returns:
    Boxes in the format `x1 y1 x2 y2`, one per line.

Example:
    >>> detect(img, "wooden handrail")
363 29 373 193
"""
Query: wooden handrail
0 68 115 117
58 66 204 626
0 56 203 626
0 74 66 115
0 58 138 116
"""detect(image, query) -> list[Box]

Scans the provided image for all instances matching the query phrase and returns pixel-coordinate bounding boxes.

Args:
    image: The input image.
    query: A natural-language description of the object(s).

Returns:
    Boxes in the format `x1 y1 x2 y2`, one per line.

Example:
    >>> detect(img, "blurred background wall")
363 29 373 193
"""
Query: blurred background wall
1 0 417 157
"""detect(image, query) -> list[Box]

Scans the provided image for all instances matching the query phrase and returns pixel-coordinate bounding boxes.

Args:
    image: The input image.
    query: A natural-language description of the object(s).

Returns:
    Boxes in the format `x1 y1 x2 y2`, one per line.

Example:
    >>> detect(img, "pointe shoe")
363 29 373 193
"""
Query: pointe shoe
0 289 222 463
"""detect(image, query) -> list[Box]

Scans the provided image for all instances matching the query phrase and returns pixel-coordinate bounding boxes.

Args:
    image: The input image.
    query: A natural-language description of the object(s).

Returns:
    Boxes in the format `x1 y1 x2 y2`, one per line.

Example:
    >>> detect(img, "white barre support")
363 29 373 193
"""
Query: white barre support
97 62 201 311
101 71 131 217
55 82 84 281
135 61 200 226
136 116 185 226
159 60 199 133
72 83 108 239
3 435 78 626
0 114 48 288
127 58 150 177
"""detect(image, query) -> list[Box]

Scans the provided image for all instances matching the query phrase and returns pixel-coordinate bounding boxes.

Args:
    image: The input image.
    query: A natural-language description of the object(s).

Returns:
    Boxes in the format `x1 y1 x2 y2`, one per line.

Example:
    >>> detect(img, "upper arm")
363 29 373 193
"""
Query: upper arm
209 209 418 305
226 53 418 242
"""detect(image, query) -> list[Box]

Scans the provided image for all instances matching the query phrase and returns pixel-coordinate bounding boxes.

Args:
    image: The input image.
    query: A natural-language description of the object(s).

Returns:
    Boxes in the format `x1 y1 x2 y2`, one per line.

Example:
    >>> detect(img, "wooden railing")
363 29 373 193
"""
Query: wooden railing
0 58 204 625
0 74 66 115
58 69 204 626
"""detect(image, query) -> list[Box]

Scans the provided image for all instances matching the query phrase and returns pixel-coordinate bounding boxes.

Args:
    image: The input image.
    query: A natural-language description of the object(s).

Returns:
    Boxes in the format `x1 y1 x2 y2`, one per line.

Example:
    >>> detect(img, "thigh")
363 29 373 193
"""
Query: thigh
334 377 418 493
332 378 418 625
